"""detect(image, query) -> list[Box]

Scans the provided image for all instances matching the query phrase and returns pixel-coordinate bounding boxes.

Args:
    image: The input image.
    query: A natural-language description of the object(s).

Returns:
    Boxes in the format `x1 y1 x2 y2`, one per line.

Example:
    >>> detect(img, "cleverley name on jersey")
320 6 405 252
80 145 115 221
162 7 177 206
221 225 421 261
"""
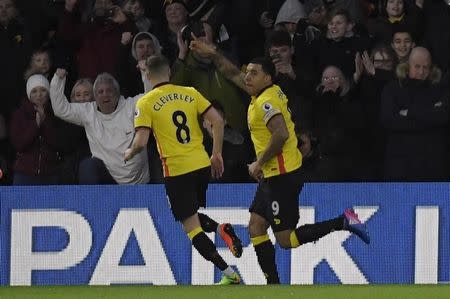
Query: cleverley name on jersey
153 93 195 111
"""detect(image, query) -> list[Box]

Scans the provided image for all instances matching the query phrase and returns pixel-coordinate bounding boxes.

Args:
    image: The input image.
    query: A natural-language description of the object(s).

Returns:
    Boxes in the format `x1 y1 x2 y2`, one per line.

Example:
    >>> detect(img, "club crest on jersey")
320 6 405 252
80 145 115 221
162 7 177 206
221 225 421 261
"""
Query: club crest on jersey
262 101 280 123
262 102 272 112
134 107 140 118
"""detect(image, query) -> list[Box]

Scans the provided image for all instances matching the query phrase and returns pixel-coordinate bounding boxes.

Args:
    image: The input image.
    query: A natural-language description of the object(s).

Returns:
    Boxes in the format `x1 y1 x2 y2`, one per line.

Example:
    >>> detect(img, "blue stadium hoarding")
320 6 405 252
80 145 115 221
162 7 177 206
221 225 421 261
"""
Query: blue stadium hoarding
0 183 449 285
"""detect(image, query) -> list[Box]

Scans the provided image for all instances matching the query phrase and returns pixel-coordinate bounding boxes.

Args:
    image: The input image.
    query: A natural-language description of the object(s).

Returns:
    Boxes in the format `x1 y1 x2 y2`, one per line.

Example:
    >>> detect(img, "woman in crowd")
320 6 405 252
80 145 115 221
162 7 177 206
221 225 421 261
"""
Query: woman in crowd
10 74 63 185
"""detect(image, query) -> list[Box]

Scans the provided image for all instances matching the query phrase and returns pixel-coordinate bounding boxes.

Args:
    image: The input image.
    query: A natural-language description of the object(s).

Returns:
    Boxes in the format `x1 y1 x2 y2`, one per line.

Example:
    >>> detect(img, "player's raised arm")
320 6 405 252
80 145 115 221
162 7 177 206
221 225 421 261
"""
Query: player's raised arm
189 35 250 94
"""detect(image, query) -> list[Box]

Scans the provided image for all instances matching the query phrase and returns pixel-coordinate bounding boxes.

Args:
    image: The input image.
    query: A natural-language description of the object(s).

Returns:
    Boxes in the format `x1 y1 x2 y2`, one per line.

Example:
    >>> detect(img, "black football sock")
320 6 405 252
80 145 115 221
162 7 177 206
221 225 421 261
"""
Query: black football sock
294 216 344 245
190 229 228 271
198 212 219 233
251 235 280 284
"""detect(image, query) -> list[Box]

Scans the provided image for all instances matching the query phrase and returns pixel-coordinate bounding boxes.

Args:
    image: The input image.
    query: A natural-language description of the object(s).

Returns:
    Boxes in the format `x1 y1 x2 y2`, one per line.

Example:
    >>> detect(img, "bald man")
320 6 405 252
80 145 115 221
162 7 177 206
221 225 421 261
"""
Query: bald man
408 47 432 81
380 46 449 181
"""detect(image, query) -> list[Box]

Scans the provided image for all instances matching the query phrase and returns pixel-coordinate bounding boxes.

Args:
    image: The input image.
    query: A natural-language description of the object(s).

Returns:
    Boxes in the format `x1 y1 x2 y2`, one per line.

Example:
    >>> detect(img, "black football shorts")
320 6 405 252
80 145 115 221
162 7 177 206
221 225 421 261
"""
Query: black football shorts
164 166 210 221
249 168 304 232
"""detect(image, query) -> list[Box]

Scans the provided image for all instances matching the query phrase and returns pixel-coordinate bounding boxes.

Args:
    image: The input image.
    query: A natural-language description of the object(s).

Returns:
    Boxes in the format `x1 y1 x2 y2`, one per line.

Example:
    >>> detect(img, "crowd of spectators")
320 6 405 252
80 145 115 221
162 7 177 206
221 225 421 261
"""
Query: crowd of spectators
0 0 449 185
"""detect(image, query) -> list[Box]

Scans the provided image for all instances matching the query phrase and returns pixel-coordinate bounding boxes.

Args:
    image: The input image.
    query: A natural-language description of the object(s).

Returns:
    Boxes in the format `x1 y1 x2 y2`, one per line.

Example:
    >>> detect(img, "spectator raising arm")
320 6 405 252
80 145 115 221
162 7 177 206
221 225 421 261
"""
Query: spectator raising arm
189 36 249 94
50 69 87 126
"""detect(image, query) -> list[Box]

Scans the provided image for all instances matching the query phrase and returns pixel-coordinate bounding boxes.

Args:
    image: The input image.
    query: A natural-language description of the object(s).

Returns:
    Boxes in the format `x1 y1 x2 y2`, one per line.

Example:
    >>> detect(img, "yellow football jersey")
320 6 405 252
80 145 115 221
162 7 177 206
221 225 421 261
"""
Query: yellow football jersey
135 83 211 177
248 84 302 178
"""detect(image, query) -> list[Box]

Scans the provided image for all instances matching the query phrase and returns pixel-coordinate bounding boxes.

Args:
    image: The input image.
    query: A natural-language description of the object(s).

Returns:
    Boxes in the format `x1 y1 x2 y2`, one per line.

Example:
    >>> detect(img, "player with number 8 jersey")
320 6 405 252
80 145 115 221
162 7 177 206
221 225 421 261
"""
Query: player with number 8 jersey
134 83 211 177
125 55 242 285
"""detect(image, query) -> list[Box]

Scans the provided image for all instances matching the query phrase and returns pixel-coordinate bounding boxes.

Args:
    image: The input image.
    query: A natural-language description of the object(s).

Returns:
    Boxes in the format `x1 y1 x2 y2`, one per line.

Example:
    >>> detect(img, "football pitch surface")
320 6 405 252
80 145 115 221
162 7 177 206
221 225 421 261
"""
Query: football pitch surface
1 285 449 299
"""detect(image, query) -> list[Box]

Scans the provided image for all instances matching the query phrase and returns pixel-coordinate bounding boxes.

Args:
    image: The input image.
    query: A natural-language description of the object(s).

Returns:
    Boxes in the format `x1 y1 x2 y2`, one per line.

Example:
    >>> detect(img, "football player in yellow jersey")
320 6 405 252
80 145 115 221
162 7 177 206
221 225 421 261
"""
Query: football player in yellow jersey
124 54 242 285
190 38 370 284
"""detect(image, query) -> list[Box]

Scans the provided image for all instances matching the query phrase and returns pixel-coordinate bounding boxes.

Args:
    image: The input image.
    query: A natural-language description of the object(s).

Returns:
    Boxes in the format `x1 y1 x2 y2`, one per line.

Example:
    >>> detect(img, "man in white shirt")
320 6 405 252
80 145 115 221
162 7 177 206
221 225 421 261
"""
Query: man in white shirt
50 69 149 184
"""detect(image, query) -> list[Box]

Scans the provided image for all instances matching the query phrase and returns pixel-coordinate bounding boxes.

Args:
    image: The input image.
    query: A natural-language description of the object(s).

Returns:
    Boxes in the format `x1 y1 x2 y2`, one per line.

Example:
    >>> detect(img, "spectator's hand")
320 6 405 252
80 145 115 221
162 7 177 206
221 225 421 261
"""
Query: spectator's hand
121 32 133 45
189 34 216 58
259 12 274 29
275 61 296 80
177 29 189 60
210 153 224 179
248 161 263 181
361 50 375 76
55 68 67 79
65 0 78 12
110 6 127 24
35 105 46 127
353 52 363 83
415 0 424 8
136 59 147 72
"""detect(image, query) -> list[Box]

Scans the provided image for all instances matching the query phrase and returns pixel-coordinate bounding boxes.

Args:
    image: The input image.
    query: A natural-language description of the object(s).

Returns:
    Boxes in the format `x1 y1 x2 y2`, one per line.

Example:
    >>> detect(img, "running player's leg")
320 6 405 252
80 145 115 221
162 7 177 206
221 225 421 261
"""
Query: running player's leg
166 168 240 284
276 210 369 248
198 213 219 232
249 181 280 284
181 213 240 284
197 168 243 258
248 212 280 284
271 170 369 248
198 213 243 258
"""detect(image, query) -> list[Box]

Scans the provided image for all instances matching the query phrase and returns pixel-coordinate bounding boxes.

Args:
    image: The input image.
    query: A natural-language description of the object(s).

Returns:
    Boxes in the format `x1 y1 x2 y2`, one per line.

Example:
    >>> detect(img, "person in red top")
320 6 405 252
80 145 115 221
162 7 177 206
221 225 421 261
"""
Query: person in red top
10 74 63 185
56 0 137 79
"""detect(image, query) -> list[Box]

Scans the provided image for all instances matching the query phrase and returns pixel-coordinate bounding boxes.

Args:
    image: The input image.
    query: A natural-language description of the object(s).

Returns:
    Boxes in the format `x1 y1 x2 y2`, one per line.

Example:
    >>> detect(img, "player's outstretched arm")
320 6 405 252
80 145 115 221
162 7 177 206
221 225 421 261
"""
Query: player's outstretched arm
203 107 225 179
189 36 249 94
124 127 151 162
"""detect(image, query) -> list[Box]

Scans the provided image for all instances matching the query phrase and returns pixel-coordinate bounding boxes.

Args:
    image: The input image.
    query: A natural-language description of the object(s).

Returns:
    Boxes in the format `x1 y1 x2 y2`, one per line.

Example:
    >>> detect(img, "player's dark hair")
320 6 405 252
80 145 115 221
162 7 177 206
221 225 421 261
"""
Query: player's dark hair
146 54 169 76
249 57 276 81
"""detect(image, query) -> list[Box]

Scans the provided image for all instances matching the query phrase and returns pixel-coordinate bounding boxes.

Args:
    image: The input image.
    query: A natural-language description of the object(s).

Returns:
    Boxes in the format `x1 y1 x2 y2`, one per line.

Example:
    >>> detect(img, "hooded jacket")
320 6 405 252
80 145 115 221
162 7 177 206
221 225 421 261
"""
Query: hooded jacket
275 0 305 27
131 32 162 60
118 31 162 97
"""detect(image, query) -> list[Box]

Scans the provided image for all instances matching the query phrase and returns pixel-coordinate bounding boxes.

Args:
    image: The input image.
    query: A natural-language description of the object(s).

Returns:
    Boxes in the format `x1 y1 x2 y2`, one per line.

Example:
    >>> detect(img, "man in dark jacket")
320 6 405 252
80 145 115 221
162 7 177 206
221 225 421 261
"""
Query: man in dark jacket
380 47 449 181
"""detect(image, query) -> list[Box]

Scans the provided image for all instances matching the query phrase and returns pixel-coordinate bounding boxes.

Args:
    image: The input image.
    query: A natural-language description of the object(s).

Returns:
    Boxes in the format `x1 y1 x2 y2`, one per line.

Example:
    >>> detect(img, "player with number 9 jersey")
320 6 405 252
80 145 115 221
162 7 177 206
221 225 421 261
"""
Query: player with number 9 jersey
247 84 301 178
134 83 211 177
